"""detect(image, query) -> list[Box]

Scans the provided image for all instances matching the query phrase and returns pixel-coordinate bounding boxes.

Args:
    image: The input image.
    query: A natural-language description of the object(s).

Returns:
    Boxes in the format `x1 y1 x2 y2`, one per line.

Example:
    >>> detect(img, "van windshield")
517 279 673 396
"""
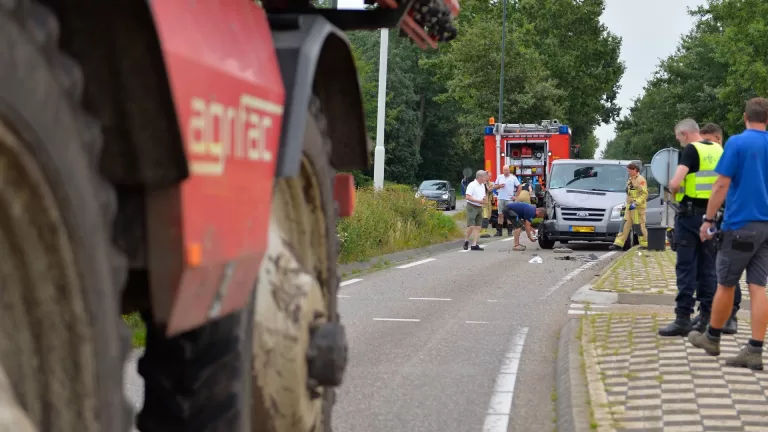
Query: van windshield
548 164 628 192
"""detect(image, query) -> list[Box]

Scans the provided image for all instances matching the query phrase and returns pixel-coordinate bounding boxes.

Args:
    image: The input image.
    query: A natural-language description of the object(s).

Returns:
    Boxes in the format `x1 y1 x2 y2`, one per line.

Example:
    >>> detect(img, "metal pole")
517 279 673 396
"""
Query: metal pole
495 0 508 179
373 28 389 190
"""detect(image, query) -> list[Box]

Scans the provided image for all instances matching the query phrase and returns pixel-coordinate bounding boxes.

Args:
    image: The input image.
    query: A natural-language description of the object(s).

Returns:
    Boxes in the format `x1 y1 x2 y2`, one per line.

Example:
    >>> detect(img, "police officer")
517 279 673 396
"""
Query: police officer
691 123 738 334
658 118 723 337
609 163 648 251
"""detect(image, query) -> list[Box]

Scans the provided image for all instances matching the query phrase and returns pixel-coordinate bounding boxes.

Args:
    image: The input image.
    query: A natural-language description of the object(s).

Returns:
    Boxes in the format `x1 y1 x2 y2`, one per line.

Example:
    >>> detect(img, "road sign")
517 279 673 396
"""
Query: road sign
650 148 679 188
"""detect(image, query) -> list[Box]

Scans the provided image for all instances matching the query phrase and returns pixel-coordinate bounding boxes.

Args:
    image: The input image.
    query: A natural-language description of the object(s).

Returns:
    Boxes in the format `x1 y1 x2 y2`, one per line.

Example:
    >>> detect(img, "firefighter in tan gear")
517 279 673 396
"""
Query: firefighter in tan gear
609 163 648 250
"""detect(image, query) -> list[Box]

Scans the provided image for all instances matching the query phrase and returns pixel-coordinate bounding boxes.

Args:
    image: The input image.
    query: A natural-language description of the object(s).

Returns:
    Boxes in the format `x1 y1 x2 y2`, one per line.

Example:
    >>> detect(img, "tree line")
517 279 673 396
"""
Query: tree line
601 0 768 161
345 0 625 187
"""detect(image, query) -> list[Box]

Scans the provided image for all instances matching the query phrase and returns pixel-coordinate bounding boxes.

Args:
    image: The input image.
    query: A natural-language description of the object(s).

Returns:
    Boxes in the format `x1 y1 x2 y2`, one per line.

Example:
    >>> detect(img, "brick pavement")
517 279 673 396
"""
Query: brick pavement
580 312 768 432
592 248 756 301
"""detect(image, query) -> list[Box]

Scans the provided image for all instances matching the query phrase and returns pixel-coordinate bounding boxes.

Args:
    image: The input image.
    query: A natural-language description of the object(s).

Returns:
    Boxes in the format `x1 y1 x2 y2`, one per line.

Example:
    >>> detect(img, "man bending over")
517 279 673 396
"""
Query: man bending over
503 201 546 251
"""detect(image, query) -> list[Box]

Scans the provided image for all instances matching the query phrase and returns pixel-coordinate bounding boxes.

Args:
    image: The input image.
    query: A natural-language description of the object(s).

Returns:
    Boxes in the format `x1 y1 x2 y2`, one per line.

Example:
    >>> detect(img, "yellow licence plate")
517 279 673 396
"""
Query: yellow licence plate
570 226 595 233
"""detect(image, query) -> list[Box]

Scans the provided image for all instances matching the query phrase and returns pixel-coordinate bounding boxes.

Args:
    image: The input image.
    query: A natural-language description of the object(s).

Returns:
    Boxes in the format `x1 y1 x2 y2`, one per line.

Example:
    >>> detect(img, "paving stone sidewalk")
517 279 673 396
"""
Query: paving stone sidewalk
580 312 768 432
592 248 758 301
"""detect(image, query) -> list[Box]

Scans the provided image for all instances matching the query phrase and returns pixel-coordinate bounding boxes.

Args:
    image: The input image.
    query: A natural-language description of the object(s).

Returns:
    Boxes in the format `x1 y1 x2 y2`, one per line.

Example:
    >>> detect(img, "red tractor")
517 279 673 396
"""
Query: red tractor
0 0 458 431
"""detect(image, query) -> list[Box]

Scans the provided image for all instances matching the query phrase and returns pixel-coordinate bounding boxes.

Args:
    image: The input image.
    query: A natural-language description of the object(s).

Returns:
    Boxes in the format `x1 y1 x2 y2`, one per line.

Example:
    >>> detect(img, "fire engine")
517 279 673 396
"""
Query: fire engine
483 119 574 201
0 1 458 431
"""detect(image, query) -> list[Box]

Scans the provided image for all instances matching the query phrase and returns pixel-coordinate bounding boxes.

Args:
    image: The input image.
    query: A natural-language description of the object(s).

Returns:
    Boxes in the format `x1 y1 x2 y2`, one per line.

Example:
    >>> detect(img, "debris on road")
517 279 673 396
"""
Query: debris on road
528 255 543 264
553 247 573 253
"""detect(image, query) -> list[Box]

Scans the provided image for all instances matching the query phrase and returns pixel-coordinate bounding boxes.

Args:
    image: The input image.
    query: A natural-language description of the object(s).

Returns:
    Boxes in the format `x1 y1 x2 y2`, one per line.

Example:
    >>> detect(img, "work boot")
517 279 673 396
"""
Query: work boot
608 244 622 251
688 328 721 356
494 229 503 237
658 316 693 337
507 227 514 237
692 313 710 333
463 241 469 250
723 316 738 335
724 344 763 370
692 314 737 334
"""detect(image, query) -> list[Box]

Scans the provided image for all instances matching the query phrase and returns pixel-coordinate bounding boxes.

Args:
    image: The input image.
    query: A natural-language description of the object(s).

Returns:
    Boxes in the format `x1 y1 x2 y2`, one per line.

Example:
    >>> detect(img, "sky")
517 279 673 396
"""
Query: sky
336 0 705 156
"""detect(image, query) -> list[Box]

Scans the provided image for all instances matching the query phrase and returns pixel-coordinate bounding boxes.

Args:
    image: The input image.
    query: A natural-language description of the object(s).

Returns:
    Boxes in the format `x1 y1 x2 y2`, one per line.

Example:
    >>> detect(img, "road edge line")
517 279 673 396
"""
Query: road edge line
556 318 591 432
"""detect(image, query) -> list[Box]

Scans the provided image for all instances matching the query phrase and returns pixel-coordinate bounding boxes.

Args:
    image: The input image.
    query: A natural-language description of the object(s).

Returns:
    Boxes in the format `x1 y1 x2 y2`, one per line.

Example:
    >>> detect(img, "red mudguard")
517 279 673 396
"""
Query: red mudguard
147 0 284 335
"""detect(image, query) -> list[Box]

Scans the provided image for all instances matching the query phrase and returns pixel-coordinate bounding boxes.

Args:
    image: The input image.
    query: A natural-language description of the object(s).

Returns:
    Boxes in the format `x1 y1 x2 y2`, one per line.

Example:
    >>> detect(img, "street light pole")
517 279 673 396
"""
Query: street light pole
494 0 508 179
373 28 389 190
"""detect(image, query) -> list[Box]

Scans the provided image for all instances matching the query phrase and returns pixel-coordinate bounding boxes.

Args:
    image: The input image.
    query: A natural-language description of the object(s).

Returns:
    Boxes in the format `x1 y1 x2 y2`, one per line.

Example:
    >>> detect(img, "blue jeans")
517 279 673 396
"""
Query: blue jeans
674 214 717 317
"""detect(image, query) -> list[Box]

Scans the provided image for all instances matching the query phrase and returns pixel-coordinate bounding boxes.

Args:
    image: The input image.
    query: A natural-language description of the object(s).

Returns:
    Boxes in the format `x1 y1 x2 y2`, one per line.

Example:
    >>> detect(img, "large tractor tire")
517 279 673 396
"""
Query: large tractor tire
0 1 131 431
136 97 346 432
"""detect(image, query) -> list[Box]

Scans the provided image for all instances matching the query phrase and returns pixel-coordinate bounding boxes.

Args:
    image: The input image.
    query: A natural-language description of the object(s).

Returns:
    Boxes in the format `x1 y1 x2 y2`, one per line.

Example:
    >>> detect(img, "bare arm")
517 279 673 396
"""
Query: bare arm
668 165 689 195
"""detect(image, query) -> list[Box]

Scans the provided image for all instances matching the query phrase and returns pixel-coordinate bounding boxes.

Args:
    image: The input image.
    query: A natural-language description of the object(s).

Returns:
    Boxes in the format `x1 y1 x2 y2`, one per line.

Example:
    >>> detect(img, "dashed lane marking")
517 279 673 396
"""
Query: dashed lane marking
465 321 489 324
340 278 362 287
538 251 617 299
409 297 451 301
373 318 420 322
500 237 516 242
482 327 529 432
570 303 609 308
396 258 436 269
567 310 606 315
337 295 351 298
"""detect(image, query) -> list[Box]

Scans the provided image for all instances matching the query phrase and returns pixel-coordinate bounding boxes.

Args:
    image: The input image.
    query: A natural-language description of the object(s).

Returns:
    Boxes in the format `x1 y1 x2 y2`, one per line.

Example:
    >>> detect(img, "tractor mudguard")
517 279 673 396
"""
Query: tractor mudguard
271 15 370 177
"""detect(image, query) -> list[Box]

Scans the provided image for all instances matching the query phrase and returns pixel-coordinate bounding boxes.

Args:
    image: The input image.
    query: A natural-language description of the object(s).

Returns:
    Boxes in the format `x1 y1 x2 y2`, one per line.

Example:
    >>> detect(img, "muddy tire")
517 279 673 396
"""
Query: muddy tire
136 97 344 432
0 1 130 431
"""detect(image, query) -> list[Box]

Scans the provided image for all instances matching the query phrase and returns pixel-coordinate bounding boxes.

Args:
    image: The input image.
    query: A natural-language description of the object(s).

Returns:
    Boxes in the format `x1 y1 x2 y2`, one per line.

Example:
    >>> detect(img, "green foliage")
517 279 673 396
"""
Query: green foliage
337 185 462 263
602 0 768 161
346 0 625 185
123 313 146 349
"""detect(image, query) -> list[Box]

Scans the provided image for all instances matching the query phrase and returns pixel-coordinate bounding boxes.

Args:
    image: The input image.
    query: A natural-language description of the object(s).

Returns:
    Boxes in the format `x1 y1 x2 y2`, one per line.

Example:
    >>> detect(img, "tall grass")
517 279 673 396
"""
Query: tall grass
337 184 462 263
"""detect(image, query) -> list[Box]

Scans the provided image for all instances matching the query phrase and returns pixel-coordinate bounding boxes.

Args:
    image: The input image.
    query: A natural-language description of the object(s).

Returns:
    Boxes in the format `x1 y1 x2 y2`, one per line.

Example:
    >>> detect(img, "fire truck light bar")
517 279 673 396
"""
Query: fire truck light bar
484 119 571 136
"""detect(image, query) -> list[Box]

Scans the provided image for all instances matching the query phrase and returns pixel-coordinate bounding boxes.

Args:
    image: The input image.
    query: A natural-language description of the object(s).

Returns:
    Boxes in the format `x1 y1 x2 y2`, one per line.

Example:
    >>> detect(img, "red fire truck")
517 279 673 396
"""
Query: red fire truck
0 1 458 431
483 119 574 203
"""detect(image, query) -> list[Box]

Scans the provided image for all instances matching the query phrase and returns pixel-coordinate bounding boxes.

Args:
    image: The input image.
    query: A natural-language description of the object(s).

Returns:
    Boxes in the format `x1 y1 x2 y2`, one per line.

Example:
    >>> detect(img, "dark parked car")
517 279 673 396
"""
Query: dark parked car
415 180 456 210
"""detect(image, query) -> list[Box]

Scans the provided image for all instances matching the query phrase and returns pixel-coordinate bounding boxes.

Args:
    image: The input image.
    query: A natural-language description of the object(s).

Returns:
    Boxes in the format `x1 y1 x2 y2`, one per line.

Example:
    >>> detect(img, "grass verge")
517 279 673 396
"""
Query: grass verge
123 312 146 349
337 184 462 264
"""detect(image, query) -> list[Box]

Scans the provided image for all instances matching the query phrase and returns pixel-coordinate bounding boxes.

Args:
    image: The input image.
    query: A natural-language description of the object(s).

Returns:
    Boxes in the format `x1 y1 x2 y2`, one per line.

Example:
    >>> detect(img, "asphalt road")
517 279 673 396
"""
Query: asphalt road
444 198 466 217
332 237 618 432
122 235 619 432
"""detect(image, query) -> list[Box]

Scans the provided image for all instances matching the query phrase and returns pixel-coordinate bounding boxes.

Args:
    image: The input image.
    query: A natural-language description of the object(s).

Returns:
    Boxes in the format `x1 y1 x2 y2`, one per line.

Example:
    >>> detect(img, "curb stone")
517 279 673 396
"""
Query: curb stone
615 292 753 310
556 318 592 432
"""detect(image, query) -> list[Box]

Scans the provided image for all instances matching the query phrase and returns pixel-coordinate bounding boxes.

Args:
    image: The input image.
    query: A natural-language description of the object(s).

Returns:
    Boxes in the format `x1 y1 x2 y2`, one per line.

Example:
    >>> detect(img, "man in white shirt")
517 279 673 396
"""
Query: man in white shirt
464 170 489 251
492 165 521 237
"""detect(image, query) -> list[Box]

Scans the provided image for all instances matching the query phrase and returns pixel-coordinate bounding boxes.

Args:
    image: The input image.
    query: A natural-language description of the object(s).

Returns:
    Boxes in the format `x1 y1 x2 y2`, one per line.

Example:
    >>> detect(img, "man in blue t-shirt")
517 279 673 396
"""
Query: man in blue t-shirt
689 97 768 370
503 202 545 251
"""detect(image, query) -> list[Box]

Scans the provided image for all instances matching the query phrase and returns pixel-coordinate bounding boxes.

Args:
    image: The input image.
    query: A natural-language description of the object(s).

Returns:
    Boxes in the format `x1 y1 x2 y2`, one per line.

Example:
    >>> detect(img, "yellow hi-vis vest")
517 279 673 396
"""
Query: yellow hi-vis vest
675 142 723 201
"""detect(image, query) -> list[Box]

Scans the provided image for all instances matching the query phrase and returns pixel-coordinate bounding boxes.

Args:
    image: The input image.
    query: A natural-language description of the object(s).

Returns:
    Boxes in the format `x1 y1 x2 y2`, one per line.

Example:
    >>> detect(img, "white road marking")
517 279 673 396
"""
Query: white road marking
409 297 451 301
487 300 501 303
396 258 436 269
373 318 420 322
459 249 470 253
501 237 516 242
539 251 617 299
570 303 609 308
340 278 362 287
465 320 489 324
568 310 607 315
483 327 529 432
337 295 351 298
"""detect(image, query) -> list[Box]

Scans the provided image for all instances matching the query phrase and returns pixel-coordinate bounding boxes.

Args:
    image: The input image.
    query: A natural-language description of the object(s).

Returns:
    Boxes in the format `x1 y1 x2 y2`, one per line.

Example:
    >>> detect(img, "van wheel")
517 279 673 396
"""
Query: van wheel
538 229 556 249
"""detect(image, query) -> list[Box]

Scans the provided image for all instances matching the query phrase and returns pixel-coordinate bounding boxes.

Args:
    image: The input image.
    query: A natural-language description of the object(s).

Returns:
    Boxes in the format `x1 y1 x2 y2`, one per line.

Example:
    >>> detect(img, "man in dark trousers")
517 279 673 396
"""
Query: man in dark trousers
690 123 739 334
689 98 768 369
658 118 722 337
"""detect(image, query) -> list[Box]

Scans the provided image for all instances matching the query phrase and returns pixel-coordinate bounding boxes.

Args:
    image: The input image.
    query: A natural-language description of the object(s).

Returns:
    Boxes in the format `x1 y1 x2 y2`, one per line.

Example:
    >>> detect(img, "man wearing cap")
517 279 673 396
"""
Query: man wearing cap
492 165 520 237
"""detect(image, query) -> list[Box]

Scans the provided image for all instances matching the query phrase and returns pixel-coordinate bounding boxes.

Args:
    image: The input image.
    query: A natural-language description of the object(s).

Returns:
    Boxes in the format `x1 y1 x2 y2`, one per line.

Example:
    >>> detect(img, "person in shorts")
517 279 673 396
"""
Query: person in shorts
689 97 768 369
464 170 488 251
503 201 546 251
492 165 520 237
